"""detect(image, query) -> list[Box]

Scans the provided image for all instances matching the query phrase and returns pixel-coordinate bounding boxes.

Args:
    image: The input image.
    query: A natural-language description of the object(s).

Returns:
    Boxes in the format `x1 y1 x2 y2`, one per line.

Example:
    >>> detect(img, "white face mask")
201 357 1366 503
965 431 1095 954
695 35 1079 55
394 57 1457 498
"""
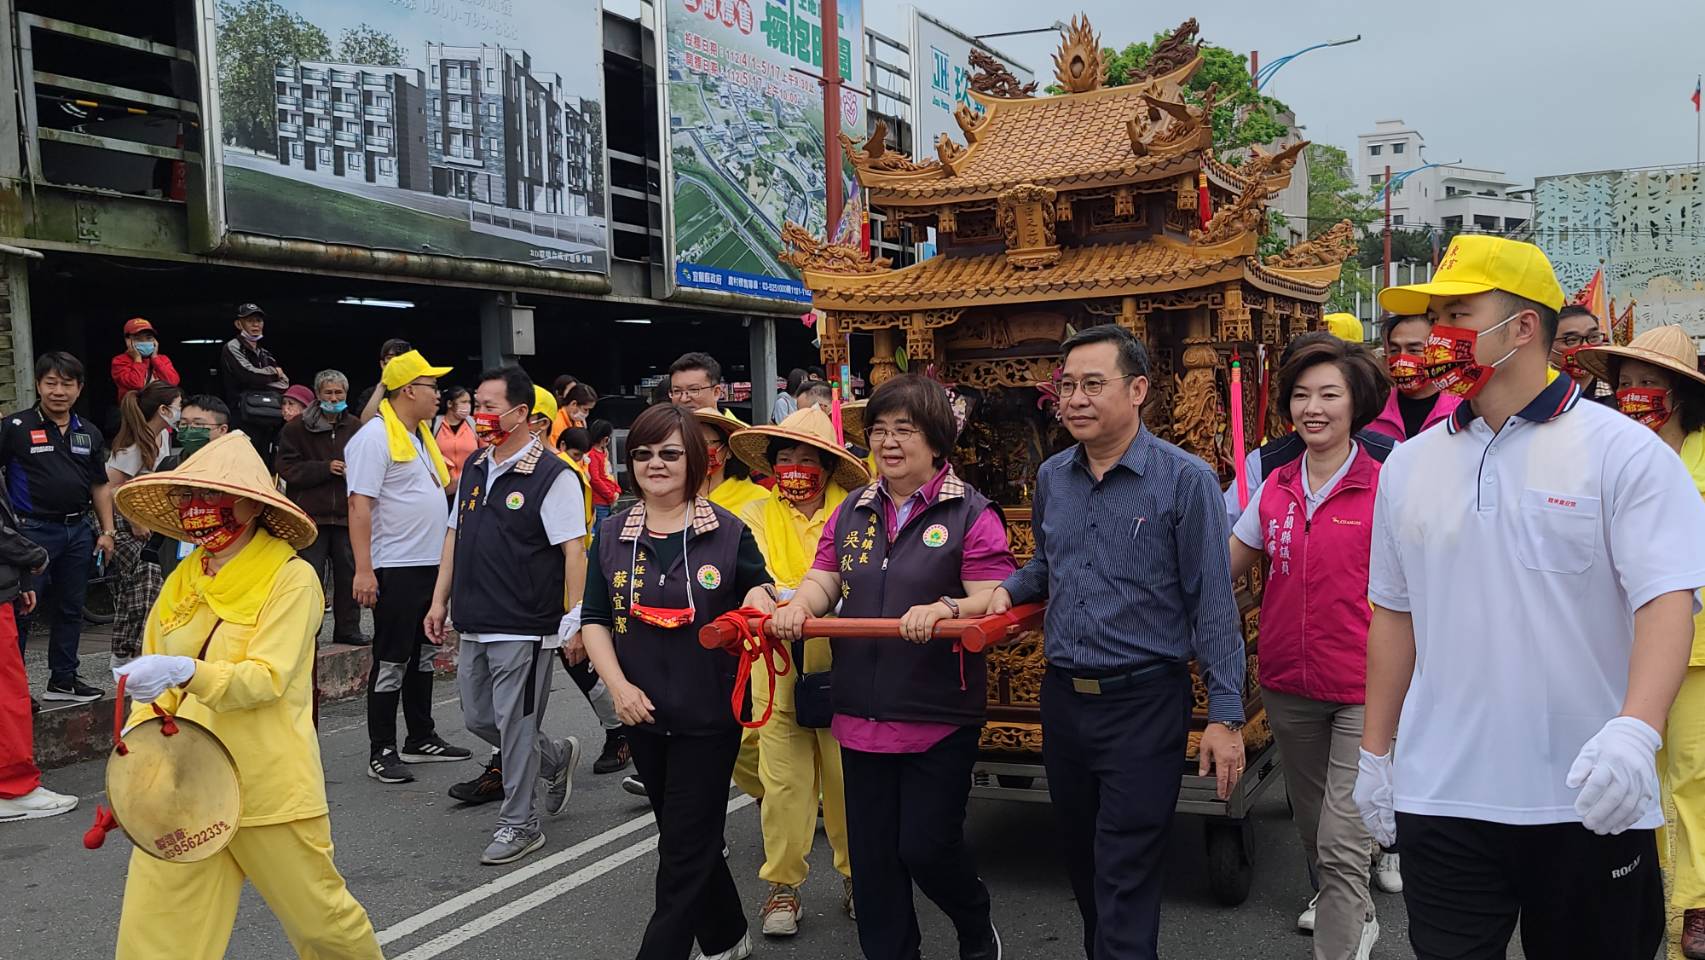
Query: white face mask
162 405 182 427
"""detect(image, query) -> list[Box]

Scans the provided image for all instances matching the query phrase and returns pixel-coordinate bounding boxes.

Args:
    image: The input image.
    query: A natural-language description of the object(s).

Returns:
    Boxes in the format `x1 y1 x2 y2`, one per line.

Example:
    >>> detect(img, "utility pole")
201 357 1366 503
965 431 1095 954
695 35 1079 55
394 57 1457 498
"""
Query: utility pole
822 0 844 235
1382 163 1393 295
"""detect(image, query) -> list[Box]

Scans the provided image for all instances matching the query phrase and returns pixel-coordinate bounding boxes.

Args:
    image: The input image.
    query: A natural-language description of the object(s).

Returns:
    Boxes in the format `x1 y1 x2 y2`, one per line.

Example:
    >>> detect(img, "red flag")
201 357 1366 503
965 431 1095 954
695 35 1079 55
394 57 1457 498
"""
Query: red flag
1572 268 1607 330
1197 171 1212 230
1693 78 1701 112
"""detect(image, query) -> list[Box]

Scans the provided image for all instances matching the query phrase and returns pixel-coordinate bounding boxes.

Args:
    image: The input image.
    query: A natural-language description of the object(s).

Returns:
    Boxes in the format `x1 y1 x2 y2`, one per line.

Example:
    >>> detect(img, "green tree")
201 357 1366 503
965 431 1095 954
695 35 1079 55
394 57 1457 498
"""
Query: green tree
337 24 406 66
1304 143 1379 311
217 0 330 152
1356 227 1436 268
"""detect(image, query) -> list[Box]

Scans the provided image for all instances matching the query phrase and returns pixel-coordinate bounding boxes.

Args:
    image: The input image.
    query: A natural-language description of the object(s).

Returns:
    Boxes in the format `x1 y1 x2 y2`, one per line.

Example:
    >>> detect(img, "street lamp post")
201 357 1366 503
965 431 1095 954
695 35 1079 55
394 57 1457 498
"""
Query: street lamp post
1252 35 1361 92
1377 155 1462 286
973 21 1068 41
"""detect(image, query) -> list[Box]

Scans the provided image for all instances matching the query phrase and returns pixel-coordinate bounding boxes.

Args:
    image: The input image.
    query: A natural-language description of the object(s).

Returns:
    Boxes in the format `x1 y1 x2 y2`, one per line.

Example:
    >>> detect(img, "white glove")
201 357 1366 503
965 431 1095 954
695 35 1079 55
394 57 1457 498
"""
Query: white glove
557 603 584 645
1566 716 1662 835
1353 748 1397 848
113 655 197 703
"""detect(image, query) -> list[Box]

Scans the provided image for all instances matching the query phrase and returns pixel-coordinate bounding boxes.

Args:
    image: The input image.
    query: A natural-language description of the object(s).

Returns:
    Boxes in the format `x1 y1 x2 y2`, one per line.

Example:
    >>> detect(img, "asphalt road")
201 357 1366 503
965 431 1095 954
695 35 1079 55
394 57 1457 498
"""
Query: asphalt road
0 666 1442 960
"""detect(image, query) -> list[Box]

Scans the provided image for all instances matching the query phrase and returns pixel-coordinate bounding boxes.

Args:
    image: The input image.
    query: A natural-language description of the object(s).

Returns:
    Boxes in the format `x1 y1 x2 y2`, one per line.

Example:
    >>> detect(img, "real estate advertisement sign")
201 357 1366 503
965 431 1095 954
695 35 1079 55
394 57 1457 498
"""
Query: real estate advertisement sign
662 0 865 304
906 7 1031 163
212 0 608 273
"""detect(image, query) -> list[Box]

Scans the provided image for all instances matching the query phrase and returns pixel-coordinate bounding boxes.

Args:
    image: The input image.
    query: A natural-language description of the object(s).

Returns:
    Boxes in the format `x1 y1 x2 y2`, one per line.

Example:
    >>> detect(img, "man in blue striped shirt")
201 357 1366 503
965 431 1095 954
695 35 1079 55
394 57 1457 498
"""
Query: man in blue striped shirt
992 324 1246 960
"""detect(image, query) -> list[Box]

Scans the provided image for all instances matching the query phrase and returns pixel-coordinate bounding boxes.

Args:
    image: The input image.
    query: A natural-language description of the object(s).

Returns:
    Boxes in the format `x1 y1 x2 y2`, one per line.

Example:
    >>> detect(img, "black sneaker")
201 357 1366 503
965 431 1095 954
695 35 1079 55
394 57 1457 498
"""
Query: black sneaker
593 731 632 775
42 679 101 703
963 923 1002 960
449 764 504 804
401 734 473 763
334 634 371 647
367 748 415 784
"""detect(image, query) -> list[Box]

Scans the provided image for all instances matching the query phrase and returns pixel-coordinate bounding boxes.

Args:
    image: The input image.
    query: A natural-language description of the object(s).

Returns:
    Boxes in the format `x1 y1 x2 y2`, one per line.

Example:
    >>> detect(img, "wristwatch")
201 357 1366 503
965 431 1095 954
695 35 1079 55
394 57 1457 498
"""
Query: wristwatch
937 595 961 617
1216 720 1246 732
100 529 116 538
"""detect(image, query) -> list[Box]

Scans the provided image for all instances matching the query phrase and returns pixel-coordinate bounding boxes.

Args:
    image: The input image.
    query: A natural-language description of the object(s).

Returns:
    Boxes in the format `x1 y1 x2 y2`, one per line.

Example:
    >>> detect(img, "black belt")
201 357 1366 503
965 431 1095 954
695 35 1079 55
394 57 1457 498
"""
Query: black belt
1047 660 1185 695
24 510 87 525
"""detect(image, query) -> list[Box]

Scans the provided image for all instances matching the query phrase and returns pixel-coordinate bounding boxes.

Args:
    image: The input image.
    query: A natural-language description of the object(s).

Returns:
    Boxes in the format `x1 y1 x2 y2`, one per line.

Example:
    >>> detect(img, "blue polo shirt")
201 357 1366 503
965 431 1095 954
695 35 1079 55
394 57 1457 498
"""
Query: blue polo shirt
0 407 108 517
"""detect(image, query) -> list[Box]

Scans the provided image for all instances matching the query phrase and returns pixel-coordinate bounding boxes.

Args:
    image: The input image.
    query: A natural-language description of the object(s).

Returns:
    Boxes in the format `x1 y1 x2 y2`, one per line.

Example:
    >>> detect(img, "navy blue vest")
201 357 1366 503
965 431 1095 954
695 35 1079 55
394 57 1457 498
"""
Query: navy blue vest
596 499 747 735
451 442 569 636
831 471 992 725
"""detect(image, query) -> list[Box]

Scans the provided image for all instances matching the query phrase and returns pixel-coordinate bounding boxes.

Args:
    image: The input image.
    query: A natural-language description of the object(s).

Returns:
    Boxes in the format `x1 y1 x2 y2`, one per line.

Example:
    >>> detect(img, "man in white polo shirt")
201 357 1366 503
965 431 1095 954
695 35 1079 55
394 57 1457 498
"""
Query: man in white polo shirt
1355 234 1705 960
347 350 472 783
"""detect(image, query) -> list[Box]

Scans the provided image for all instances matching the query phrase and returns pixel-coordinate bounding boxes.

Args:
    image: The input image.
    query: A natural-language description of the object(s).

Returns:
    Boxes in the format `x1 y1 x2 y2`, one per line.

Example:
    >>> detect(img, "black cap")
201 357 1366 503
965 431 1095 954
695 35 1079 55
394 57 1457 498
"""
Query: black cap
235 303 265 319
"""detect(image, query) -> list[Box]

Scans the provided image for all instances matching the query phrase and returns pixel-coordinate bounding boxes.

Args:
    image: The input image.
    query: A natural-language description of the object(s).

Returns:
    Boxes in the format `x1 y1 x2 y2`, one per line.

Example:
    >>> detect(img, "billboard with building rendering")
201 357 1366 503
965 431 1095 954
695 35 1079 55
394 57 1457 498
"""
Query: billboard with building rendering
661 0 865 304
212 0 608 273
905 7 1031 164
1535 166 1705 336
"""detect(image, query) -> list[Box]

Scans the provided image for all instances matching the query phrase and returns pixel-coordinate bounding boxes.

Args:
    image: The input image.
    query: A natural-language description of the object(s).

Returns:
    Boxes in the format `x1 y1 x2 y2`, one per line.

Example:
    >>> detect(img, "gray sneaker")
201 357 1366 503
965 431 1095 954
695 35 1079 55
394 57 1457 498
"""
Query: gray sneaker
481 825 545 865
543 736 581 817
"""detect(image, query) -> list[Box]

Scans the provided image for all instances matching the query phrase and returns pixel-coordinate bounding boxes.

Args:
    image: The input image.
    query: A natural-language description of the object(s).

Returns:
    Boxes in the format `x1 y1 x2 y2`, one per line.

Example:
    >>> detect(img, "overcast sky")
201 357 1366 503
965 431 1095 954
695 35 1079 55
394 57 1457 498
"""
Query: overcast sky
860 0 1704 185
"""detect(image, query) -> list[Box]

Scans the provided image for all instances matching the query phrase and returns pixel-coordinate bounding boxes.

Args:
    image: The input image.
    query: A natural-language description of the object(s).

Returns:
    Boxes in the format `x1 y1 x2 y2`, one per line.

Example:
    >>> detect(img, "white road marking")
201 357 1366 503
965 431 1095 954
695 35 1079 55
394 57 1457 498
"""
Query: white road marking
382 794 756 956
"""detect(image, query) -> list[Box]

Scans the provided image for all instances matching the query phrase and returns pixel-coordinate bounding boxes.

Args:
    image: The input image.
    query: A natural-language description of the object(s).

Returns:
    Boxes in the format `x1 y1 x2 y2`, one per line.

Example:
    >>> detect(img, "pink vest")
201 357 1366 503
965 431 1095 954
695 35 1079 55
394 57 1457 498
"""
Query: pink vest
1365 388 1460 442
1255 447 1381 703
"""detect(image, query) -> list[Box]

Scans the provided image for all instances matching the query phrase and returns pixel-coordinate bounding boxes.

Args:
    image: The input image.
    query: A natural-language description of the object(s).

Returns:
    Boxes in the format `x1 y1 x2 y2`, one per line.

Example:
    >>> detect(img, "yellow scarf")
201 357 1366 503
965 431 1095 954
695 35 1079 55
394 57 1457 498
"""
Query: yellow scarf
748 485 847 589
380 397 450 488
154 528 301 632
554 450 597 550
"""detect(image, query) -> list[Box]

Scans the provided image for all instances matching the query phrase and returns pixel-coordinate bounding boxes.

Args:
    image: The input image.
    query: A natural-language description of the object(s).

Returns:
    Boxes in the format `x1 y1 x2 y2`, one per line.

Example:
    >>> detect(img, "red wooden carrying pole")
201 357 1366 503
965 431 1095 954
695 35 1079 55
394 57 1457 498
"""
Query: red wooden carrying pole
822 0 844 234
699 603 1046 654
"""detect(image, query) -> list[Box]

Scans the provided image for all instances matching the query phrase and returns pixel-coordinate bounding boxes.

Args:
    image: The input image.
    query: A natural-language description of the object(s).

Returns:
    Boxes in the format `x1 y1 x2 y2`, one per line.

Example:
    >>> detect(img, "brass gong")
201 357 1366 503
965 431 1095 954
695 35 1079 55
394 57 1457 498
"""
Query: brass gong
104 709 241 863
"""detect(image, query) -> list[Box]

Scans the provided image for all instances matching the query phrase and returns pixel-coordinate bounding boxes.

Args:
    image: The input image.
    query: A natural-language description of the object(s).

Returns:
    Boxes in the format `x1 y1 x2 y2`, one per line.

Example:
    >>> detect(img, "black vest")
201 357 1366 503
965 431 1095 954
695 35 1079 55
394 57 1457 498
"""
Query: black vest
451 442 570 636
831 471 992 725
597 499 747 735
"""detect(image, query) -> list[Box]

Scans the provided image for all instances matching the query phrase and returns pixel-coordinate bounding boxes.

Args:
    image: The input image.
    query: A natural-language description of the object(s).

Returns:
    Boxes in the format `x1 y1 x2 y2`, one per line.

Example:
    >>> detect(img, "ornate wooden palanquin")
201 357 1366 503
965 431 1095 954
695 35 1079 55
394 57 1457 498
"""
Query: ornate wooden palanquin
784 16 1356 761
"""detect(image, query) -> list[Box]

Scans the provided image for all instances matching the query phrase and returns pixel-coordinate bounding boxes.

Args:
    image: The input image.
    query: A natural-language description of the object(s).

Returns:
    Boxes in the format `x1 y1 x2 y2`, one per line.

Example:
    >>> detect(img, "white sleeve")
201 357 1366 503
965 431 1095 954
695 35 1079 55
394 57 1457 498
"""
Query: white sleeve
343 425 386 499
1367 468 1410 612
1223 448 1261 525
107 446 142 479
539 468 589 546
1608 433 1705 611
1231 479 1267 548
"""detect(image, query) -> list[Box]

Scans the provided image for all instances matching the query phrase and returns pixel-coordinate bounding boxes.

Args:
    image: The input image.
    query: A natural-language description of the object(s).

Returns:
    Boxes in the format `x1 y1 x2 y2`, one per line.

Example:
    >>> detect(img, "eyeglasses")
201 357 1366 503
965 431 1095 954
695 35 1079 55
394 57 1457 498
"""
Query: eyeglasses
629 447 686 463
1556 332 1608 349
866 426 920 444
165 487 229 508
1057 375 1133 397
668 383 716 401
406 380 441 394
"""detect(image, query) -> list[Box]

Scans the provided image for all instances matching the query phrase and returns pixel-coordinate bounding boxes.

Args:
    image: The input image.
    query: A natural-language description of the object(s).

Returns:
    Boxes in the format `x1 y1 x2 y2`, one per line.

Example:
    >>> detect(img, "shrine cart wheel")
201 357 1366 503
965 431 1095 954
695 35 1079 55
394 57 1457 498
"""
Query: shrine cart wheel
1204 818 1254 906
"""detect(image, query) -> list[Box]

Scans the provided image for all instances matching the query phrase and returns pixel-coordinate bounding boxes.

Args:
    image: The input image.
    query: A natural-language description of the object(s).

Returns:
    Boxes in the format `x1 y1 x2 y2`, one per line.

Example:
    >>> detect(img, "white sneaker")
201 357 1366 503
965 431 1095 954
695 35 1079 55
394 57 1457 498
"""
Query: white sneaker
1297 892 1319 933
1374 850 1403 893
760 883 801 936
0 786 78 821
698 931 752 960
1355 913 1380 960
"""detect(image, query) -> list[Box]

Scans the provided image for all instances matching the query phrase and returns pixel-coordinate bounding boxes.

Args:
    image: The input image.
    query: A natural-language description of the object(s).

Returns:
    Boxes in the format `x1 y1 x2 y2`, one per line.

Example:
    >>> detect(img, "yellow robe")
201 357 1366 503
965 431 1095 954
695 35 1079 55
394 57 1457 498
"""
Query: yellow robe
1659 427 1705 957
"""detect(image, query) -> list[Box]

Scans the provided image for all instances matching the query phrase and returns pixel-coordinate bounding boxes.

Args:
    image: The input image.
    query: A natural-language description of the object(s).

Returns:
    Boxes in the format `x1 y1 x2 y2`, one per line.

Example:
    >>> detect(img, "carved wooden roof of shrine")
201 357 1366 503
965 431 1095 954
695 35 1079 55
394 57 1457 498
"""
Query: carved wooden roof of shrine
803 236 1335 312
852 55 1209 207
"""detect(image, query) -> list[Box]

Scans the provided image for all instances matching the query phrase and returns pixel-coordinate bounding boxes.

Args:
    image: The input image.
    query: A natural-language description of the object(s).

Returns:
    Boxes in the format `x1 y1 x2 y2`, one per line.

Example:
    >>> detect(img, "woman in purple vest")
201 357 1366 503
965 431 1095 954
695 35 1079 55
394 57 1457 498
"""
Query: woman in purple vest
579 403 779 960
1227 337 1391 960
771 373 1013 960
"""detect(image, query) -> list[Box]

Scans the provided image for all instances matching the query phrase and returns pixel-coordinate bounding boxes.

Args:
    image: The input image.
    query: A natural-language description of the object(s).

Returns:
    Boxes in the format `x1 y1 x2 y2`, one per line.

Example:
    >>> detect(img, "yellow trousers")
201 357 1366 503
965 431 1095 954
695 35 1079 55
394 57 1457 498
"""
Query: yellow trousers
733 726 764 800
116 815 382 960
1661 666 1705 960
757 706 849 886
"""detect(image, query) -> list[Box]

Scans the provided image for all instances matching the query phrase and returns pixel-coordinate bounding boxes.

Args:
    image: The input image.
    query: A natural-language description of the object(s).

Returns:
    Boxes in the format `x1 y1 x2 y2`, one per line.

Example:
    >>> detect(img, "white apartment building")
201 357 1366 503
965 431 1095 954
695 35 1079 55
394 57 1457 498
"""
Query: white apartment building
1356 119 1532 235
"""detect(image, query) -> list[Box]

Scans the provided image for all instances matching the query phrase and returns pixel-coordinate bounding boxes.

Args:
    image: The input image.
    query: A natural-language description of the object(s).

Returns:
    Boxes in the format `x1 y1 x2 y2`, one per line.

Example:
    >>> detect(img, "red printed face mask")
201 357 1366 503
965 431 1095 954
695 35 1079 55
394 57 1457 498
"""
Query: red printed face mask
775 463 825 503
630 603 696 630
1387 354 1430 396
1616 387 1672 431
1558 345 1592 383
705 443 726 478
177 493 249 553
1423 314 1518 400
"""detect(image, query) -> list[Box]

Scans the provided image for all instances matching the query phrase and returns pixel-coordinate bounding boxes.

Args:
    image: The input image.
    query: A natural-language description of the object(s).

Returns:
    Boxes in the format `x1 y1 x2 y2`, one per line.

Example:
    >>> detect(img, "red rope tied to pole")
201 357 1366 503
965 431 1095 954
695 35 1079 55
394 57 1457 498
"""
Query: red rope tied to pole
87 675 180 849
706 608 792 729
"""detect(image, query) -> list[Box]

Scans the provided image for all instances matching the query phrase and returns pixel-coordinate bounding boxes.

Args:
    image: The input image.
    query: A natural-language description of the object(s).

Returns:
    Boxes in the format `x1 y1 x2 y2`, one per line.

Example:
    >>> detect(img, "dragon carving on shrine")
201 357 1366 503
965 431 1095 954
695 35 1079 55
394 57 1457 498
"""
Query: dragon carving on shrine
1128 84 1216 156
1242 140 1309 184
1128 18 1201 82
1190 177 1274 245
936 133 966 169
1051 15 1104 94
968 48 1037 99
840 119 939 174
778 222 891 275
1265 219 1358 269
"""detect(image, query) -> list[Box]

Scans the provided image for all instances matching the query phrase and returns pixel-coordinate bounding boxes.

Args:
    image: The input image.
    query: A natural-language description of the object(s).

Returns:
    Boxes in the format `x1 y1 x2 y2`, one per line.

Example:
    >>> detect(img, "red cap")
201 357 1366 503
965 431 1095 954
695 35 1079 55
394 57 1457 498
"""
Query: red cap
122 317 154 336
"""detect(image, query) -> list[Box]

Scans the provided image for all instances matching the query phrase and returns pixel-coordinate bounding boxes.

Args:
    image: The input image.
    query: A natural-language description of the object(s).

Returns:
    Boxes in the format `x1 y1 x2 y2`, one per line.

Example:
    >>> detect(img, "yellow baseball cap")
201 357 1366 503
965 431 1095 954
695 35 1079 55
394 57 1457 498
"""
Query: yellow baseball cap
1378 235 1565 317
531 384 558 422
381 350 452 391
1324 313 1363 342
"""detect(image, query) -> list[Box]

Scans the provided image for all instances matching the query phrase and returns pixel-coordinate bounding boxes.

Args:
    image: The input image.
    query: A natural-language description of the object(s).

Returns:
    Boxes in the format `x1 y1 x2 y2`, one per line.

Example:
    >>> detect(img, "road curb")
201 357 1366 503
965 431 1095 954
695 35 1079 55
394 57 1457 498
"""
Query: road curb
32 640 461 770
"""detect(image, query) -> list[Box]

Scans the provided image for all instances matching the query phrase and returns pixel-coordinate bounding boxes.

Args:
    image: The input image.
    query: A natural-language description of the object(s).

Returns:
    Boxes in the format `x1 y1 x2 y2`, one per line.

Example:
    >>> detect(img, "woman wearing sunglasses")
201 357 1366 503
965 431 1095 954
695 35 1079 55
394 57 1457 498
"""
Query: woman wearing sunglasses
580 402 778 960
